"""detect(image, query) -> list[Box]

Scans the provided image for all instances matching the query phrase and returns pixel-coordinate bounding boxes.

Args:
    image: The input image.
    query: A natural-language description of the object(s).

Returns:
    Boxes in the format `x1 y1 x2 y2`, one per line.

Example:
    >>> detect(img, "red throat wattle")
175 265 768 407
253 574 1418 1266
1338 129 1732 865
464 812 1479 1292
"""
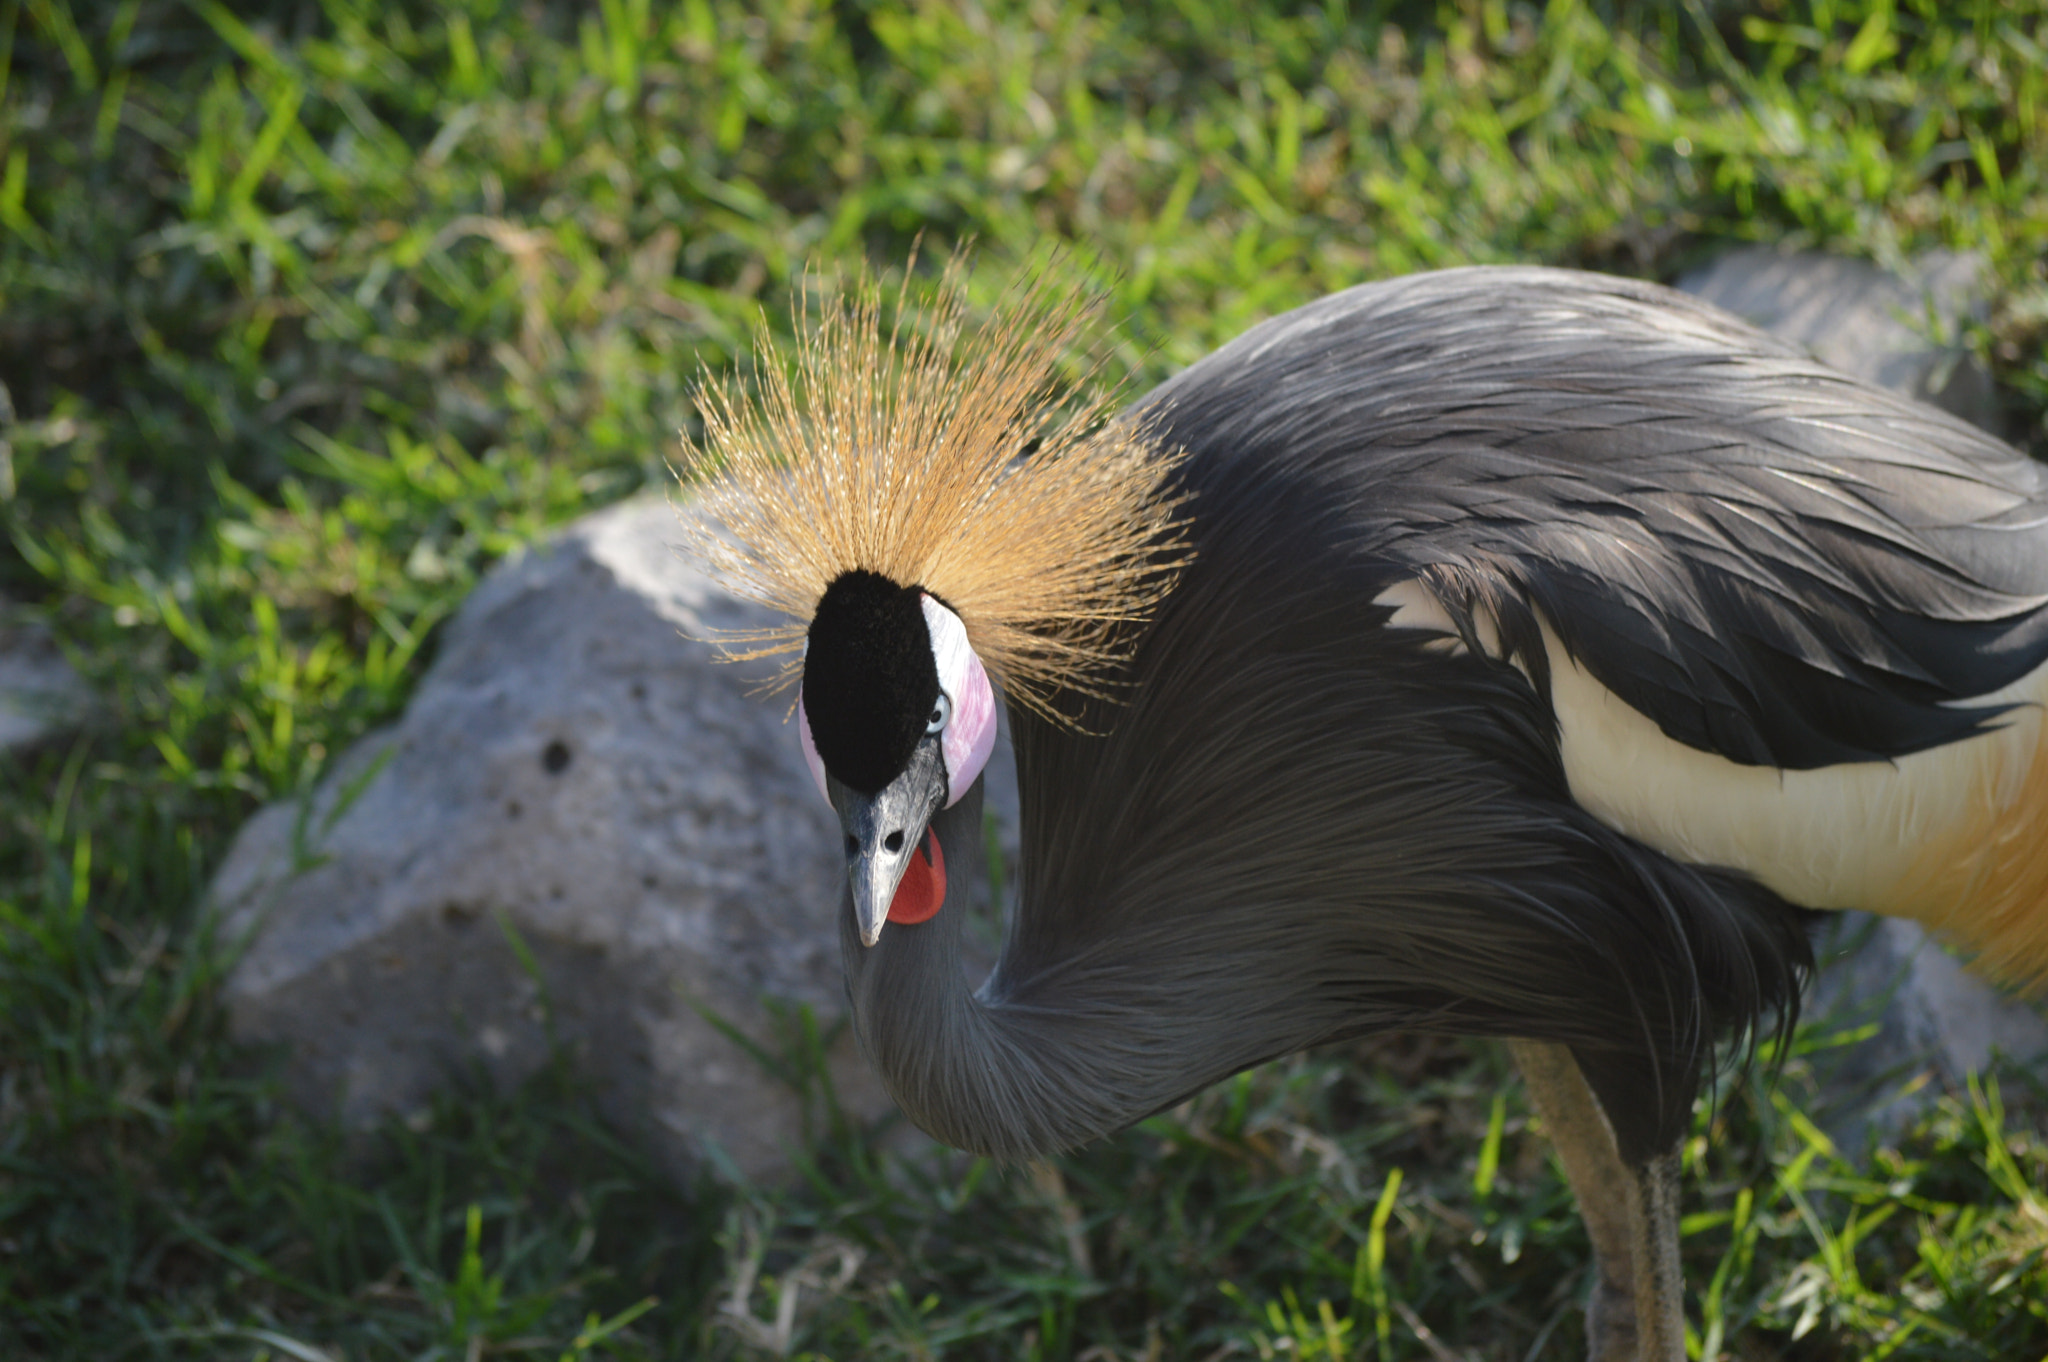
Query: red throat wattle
887 829 947 925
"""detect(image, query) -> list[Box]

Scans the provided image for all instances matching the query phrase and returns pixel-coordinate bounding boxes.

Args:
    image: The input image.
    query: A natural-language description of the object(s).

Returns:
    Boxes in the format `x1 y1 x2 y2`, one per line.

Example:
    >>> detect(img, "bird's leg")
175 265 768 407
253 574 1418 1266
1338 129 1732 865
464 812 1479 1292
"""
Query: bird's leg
1623 1144 1686 1362
1507 1040 1684 1362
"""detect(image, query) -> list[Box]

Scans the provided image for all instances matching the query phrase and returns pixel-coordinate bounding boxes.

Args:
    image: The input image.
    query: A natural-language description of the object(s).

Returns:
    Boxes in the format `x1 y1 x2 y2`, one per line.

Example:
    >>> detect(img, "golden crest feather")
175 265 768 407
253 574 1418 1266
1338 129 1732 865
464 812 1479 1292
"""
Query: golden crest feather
676 256 1191 721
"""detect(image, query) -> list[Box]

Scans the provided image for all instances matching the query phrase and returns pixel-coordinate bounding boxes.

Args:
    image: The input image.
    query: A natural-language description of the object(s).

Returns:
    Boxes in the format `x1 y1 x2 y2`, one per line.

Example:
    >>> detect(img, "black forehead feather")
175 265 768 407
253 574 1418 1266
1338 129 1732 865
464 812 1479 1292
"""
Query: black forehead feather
804 569 940 794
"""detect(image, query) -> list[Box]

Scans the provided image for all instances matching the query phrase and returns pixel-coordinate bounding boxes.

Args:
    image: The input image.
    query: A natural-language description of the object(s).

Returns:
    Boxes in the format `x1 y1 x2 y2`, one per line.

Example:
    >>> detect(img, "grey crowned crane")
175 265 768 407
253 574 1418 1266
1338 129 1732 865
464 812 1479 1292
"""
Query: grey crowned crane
682 263 2048 1362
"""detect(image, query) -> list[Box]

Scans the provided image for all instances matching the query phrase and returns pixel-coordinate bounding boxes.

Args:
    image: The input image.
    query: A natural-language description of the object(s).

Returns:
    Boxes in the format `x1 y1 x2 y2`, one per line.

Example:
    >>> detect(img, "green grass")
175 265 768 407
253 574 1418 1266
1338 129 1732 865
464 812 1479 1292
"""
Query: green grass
3 0 2048 1357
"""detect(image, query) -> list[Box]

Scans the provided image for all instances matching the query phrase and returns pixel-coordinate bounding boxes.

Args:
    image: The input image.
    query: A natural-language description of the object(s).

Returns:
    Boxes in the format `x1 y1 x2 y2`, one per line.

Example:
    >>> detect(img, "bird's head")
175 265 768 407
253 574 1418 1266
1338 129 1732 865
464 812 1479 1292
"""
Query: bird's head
798 569 998 947
677 255 1190 953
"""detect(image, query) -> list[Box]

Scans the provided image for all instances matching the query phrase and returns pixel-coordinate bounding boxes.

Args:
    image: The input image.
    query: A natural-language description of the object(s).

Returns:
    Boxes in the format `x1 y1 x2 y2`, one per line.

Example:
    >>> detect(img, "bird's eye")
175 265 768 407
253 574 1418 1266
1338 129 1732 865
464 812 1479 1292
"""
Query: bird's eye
926 693 951 734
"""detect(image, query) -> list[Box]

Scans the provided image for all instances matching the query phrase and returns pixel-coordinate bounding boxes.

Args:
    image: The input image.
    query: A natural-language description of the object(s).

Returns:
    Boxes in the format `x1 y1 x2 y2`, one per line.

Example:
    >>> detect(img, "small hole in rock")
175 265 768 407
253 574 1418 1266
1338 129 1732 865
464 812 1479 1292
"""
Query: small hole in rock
542 740 572 774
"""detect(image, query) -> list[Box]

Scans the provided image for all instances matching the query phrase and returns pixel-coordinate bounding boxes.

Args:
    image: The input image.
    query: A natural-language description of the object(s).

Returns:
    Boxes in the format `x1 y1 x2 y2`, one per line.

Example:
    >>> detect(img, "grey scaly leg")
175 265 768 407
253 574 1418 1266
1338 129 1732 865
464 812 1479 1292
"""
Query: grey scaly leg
1624 1146 1686 1362
1508 1040 1684 1362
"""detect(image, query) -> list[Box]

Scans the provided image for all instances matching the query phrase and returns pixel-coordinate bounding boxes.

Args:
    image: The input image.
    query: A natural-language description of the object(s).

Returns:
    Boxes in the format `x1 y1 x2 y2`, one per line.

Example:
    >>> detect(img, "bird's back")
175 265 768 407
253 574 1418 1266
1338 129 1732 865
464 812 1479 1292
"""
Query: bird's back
1129 266 2048 987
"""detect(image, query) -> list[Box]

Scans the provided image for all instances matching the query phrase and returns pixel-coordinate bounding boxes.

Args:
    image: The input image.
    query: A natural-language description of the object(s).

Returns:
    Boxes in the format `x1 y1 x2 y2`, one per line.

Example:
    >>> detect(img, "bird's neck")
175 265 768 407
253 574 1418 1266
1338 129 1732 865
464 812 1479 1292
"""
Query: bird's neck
840 771 1353 1161
831 774 1212 1155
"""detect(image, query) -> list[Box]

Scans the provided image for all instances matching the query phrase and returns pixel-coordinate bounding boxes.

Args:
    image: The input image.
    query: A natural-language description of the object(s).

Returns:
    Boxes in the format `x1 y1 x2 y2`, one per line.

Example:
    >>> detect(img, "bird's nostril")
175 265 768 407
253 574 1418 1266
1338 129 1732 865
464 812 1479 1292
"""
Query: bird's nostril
884 830 904 853
845 835 858 858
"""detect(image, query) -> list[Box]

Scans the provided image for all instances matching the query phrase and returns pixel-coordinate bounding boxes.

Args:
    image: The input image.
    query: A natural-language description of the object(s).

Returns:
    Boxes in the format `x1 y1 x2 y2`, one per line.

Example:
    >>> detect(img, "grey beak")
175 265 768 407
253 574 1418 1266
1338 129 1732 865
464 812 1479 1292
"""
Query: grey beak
831 738 949 948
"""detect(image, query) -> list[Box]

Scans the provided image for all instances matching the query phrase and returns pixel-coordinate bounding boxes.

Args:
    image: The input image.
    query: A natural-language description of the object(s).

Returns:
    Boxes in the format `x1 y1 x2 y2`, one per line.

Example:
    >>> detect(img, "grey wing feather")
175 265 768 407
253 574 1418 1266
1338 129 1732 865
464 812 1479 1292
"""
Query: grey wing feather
1137 266 2048 769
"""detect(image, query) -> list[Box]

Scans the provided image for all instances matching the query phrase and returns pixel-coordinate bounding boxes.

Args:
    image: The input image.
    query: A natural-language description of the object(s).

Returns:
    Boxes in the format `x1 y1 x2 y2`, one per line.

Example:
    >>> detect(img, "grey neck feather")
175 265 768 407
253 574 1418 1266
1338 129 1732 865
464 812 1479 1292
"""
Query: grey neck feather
839 778 1218 1159
837 729 1502 1163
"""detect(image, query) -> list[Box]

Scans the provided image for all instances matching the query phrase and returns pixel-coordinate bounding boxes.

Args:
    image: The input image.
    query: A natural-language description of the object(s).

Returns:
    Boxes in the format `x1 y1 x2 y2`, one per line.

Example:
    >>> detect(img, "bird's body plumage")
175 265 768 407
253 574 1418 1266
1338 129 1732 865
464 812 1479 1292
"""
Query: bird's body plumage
1133 268 2048 988
689 262 2048 1360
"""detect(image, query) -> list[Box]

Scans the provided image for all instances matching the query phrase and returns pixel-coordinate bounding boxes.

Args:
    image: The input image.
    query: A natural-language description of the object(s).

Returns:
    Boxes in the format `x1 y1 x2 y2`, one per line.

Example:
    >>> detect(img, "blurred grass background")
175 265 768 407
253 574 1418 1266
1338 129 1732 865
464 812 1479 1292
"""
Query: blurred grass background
3 0 2047 1357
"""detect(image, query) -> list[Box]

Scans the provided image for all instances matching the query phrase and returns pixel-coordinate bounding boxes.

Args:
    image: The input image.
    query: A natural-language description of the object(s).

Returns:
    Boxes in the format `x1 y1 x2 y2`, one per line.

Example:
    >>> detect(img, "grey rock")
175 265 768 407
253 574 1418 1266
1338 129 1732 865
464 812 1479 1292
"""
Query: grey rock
1681 247 2048 1142
1679 246 2002 435
0 597 91 754
1805 916 2048 1149
216 497 917 1183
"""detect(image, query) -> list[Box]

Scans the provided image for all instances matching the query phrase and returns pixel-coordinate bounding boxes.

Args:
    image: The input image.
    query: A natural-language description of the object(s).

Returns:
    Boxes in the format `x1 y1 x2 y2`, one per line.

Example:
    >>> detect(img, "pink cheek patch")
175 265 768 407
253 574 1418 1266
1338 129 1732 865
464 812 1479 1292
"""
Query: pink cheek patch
942 647 996 807
797 698 830 804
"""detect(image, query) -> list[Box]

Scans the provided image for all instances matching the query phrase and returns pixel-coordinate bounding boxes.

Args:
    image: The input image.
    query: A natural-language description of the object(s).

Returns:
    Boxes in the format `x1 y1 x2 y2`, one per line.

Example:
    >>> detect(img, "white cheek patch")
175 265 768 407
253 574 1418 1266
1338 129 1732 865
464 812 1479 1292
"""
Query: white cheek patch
923 594 998 807
797 698 830 803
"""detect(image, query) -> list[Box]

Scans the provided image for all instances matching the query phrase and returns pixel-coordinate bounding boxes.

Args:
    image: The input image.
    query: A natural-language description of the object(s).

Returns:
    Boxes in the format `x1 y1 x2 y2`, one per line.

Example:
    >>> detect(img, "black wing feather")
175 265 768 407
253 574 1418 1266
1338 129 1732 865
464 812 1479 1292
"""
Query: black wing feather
1136 266 2048 770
